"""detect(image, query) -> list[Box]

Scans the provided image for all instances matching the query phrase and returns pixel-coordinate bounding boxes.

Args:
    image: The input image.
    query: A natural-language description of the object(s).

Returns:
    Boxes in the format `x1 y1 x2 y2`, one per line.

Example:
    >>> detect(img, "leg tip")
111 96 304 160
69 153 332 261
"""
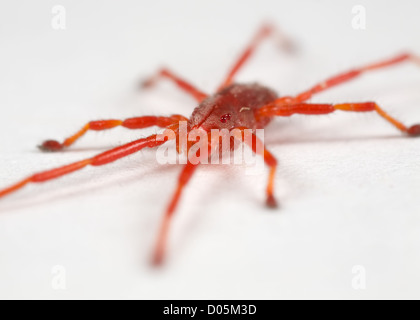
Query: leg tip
266 194 279 209
260 23 273 37
140 77 157 89
38 140 64 152
140 79 152 88
152 253 164 267
407 124 420 137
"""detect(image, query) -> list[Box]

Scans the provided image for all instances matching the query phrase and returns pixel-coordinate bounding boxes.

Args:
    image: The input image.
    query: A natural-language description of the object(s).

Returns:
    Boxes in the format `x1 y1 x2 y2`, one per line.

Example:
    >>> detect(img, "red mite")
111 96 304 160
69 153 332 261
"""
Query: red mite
1 25 420 265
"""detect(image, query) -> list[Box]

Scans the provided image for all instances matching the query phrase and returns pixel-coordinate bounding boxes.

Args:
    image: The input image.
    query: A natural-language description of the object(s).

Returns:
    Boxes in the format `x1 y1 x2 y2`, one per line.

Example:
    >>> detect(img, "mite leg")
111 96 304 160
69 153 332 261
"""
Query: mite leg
257 102 420 136
290 53 420 103
0 133 171 199
153 161 199 265
142 68 208 102
218 23 294 90
237 130 278 208
39 114 187 151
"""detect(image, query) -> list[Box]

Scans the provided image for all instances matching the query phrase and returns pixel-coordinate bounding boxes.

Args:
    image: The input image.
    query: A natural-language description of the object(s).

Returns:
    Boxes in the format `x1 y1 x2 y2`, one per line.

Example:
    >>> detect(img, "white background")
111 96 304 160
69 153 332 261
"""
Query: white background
0 0 419 299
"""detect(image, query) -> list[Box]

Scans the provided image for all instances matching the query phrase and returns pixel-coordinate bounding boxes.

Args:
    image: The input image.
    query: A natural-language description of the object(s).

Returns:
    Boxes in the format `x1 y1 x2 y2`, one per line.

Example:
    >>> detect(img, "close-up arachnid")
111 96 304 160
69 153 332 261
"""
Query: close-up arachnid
1 23 419 266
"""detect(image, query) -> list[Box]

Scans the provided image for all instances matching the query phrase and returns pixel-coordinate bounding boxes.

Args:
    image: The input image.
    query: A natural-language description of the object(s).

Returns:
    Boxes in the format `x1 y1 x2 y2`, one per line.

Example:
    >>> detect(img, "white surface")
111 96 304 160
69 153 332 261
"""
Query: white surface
0 0 420 299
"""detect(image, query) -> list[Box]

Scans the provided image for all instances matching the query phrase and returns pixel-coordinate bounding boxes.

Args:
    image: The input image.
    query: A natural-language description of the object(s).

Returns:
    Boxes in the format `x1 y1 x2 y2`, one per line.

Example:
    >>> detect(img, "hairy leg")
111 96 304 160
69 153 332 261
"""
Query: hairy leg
234 129 278 208
142 68 208 102
256 102 420 136
153 161 199 265
287 53 420 103
0 133 172 199
218 23 294 90
40 115 187 151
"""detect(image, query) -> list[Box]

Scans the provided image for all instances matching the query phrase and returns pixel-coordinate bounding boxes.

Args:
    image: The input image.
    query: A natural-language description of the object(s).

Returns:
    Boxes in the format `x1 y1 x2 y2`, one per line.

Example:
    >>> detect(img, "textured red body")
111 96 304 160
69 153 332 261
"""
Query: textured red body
188 83 277 131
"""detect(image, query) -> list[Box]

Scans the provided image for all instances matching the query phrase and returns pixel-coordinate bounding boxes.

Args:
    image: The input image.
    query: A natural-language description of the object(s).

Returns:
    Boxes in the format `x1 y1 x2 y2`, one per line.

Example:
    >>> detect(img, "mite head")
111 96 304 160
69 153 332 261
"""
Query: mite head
188 92 252 132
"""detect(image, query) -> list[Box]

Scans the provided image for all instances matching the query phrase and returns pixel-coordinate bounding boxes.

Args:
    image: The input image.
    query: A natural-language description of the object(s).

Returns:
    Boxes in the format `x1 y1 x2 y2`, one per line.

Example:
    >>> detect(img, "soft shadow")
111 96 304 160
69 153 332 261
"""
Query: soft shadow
28 145 119 153
0 160 179 214
266 133 408 146
264 120 411 145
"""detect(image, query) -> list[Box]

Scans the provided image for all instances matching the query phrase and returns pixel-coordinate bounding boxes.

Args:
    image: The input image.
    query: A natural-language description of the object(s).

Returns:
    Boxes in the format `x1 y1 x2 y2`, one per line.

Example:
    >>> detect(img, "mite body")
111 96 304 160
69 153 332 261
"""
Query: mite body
1 24 419 264
188 83 277 131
